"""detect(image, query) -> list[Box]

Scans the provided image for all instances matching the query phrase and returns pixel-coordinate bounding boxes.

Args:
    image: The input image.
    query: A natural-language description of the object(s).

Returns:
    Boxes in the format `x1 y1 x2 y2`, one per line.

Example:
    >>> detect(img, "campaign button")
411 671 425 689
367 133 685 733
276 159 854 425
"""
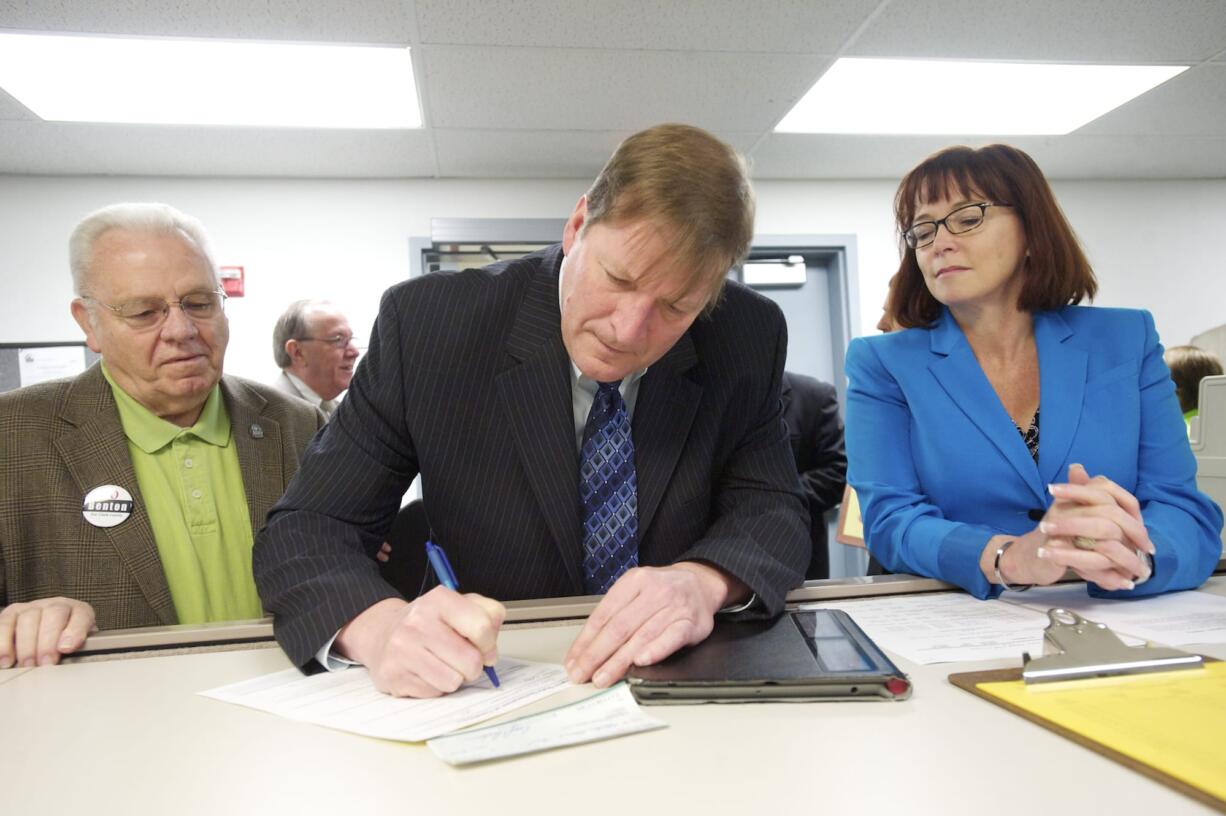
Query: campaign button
82 484 134 528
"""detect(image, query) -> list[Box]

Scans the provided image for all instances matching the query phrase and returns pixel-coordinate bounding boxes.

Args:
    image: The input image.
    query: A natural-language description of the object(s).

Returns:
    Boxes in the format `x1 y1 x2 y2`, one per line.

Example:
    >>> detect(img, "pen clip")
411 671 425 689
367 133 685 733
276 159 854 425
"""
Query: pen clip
425 538 458 590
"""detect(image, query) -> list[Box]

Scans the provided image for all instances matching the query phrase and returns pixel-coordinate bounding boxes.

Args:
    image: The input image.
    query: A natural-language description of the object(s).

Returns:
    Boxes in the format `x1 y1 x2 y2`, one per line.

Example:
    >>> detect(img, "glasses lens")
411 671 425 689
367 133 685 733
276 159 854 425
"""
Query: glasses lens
947 205 986 234
906 223 937 248
117 298 167 328
180 293 223 320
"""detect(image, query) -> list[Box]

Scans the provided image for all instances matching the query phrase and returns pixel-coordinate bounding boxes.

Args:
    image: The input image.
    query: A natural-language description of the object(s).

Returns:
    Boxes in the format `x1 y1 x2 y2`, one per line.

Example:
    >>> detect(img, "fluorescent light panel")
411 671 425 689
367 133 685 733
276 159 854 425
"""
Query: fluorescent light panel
0 32 421 128
775 58 1187 135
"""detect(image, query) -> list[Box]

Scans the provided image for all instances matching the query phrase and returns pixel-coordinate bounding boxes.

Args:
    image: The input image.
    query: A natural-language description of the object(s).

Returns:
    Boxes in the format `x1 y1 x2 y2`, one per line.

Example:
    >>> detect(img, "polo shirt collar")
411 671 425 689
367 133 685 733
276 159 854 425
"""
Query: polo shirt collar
102 363 231 453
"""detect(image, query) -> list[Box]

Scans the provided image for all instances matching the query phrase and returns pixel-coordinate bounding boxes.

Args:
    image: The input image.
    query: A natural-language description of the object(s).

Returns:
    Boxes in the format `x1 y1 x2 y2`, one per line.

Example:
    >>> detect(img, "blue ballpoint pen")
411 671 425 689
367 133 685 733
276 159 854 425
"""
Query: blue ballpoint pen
424 539 502 688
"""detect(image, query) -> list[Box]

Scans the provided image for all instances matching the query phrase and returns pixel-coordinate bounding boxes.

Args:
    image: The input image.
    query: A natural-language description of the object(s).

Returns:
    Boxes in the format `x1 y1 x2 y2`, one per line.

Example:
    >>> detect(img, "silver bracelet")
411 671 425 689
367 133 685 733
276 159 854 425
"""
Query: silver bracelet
994 539 1033 592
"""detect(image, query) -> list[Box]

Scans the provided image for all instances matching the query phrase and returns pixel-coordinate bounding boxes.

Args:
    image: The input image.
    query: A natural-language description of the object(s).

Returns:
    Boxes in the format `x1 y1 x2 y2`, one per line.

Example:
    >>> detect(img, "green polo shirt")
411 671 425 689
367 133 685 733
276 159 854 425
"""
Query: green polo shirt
103 364 263 623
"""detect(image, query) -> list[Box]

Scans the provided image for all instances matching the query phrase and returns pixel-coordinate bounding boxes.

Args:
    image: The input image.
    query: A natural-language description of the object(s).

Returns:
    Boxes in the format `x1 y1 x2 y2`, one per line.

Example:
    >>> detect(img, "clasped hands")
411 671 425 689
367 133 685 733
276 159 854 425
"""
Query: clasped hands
991 463 1154 591
338 561 736 698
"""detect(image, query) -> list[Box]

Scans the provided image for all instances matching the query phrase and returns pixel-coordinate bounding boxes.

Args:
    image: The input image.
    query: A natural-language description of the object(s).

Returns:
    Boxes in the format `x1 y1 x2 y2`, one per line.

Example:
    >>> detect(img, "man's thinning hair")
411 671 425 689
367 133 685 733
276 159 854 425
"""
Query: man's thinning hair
1165 345 1224 415
68 202 217 296
273 299 332 370
583 123 755 311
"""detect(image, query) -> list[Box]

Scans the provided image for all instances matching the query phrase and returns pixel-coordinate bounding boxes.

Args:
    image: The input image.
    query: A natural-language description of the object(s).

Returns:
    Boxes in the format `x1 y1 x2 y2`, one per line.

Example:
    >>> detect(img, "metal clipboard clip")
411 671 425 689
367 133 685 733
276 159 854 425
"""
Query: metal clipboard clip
1022 608 1204 684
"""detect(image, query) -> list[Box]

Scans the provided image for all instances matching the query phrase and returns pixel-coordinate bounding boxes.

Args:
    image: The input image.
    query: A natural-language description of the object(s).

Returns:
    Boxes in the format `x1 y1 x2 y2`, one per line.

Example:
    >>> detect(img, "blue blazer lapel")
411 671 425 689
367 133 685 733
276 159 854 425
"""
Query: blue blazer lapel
927 310 1047 506
1034 310 1087 487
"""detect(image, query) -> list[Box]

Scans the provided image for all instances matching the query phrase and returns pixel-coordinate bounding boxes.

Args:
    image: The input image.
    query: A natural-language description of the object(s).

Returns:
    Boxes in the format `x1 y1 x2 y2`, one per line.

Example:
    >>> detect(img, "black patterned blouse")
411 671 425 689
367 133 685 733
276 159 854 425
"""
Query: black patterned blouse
1016 409 1039 463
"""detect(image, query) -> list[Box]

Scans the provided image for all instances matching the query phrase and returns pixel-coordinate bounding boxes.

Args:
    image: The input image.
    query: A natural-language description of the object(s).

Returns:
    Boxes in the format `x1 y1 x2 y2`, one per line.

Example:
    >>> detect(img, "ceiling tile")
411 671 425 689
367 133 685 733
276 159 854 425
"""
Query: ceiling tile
423 46 829 132
434 129 630 177
415 0 878 52
0 86 35 120
434 128 759 178
0 0 414 43
0 121 437 176
1009 135 1226 179
1078 64 1226 136
749 134 955 179
849 0 1226 62
748 133 1226 180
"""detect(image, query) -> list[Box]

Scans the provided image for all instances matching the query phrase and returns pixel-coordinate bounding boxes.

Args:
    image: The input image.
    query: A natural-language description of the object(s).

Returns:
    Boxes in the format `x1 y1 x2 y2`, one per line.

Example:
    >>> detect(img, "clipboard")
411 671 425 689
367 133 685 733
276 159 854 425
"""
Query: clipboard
949 611 1224 812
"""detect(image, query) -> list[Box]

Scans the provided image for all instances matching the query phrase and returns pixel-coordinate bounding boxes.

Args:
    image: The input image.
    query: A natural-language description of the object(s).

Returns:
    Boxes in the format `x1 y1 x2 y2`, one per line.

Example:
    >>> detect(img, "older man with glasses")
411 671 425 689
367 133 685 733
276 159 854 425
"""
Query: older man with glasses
271 300 359 418
0 202 324 669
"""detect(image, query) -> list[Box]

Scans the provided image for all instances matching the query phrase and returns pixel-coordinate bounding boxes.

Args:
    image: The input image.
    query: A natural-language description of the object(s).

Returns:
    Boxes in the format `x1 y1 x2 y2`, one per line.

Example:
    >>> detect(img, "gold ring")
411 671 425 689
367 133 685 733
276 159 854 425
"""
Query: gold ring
1073 536 1097 550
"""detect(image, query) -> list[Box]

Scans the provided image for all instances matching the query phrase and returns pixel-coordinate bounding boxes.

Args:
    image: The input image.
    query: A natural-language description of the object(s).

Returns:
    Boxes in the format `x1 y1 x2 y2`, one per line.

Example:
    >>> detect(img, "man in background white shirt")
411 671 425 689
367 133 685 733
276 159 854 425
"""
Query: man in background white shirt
272 299 358 417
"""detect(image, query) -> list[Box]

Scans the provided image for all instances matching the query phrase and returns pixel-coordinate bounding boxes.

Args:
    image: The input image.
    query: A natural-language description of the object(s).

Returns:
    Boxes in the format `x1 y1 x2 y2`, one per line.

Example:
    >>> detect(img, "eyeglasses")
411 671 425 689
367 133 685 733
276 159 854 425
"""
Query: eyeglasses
903 202 1009 249
83 290 227 330
297 334 355 349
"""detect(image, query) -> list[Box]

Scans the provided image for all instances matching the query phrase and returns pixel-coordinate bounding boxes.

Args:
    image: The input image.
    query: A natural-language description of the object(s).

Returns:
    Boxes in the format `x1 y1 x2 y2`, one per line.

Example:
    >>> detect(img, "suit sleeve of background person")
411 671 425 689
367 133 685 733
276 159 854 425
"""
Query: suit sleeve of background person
782 373 848 579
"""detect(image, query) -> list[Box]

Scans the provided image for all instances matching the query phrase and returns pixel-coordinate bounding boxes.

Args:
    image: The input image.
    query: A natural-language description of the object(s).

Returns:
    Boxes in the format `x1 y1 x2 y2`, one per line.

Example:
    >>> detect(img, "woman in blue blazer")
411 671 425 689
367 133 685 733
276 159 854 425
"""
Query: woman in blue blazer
845 144 1222 599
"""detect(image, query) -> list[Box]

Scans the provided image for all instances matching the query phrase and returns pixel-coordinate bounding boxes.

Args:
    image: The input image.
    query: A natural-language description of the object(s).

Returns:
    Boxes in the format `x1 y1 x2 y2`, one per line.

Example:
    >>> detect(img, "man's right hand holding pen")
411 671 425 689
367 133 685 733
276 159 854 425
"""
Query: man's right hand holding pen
333 589 506 698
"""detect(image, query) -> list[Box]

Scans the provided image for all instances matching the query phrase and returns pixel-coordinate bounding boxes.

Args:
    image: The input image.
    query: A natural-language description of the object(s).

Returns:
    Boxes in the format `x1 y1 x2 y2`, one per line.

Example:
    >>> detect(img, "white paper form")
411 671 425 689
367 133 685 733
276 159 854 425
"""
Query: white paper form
199 658 569 742
1001 585 1226 646
427 683 667 766
801 593 1048 664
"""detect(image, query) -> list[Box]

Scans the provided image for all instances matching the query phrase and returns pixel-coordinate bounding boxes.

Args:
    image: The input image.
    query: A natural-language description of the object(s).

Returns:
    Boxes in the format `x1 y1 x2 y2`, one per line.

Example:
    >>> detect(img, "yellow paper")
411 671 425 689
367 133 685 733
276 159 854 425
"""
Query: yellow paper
979 662 1226 802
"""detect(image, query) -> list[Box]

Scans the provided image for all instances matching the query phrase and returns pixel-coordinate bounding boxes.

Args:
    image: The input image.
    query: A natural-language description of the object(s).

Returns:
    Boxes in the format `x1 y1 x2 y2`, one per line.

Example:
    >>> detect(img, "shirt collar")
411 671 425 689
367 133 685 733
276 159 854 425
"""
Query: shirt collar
103 362 231 453
285 370 324 405
570 362 646 397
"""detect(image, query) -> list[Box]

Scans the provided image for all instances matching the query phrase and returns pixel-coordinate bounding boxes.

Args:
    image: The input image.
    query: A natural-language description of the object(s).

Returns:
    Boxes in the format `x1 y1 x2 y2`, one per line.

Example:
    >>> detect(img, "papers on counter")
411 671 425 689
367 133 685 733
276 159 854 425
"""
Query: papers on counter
803 582 1226 665
200 657 568 742
801 592 1048 665
428 683 667 766
1001 585 1226 646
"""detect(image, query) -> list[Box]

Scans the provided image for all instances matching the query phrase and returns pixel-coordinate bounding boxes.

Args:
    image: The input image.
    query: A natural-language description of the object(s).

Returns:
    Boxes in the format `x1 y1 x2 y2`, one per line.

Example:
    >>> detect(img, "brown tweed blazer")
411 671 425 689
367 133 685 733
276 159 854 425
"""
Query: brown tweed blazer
0 364 324 629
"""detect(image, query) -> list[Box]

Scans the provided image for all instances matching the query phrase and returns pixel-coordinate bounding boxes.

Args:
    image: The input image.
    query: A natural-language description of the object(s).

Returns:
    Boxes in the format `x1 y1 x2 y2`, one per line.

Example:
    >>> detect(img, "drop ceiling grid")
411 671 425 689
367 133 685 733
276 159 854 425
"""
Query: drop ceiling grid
0 0 1224 178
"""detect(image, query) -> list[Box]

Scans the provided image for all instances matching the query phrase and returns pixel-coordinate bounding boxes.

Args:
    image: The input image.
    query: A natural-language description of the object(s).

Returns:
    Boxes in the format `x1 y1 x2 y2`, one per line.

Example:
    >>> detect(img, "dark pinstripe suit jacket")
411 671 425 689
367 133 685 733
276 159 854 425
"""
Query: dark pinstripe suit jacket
254 245 810 667
0 364 324 629
781 372 847 580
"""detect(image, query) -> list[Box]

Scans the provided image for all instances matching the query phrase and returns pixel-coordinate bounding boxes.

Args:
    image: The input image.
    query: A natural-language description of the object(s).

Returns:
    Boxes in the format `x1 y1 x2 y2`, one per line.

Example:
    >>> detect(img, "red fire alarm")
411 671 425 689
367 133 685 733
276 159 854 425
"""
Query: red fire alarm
219 265 245 297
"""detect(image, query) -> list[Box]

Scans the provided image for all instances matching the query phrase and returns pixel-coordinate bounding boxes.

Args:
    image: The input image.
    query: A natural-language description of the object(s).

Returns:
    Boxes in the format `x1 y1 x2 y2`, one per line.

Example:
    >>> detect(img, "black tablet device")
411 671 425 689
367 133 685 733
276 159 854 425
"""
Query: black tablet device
625 609 911 704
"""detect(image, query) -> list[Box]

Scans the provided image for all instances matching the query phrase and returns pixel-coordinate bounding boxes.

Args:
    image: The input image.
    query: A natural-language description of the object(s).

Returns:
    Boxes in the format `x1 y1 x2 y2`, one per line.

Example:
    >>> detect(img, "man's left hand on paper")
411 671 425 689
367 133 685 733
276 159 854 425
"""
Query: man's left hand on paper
563 562 742 688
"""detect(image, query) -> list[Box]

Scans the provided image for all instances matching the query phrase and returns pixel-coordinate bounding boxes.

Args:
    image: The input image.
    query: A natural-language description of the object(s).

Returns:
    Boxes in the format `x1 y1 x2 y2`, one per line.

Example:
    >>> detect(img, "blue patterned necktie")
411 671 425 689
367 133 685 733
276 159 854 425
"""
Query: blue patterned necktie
579 380 639 595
